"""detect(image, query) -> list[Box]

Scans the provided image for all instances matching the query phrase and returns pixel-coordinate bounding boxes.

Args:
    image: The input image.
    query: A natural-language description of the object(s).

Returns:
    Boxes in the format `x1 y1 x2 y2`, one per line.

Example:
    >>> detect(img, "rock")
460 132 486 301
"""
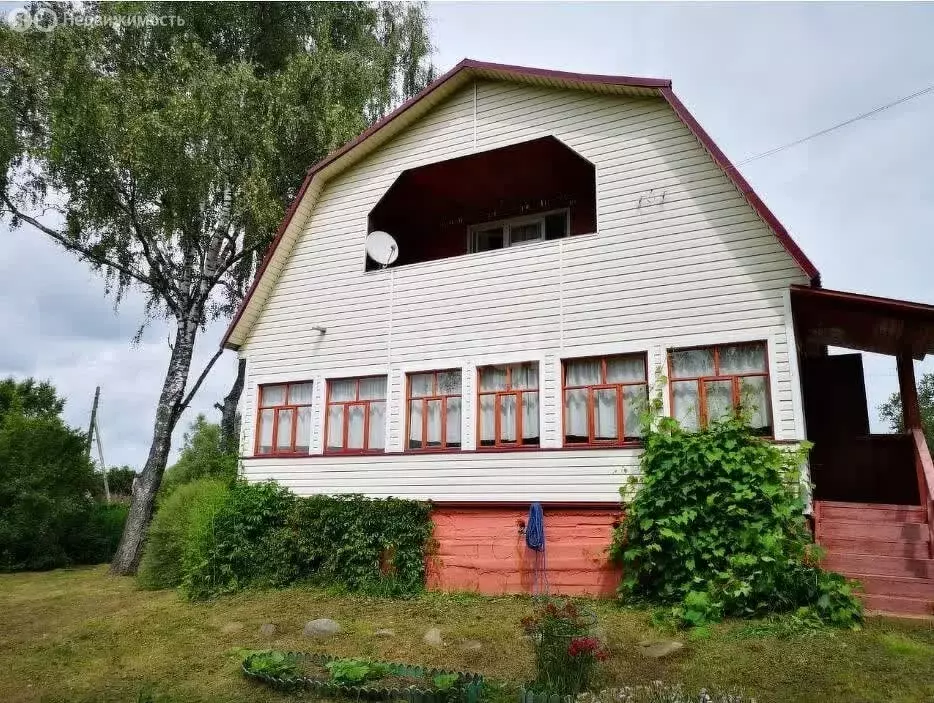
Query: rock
374 628 396 638
304 618 342 638
423 626 443 648
220 621 244 634
459 639 483 652
259 623 277 637
637 639 684 658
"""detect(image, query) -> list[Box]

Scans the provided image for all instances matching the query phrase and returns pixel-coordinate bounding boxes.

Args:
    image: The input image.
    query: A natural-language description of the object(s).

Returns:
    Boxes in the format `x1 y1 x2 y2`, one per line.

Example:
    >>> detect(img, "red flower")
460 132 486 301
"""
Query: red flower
567 636 603 657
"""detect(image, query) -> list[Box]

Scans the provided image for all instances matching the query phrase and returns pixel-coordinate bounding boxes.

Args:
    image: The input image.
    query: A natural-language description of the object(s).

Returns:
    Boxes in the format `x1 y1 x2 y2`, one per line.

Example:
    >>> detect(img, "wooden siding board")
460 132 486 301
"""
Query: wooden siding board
239 79 809 493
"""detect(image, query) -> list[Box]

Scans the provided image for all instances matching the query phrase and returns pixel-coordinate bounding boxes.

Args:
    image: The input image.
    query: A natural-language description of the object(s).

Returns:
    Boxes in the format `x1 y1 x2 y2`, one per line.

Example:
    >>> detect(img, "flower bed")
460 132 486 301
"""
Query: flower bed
241 651 484 703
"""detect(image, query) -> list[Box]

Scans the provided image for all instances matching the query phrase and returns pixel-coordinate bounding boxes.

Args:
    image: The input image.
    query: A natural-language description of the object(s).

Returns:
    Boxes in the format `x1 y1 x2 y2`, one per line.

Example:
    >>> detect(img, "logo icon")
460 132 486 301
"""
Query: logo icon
6 6 58 33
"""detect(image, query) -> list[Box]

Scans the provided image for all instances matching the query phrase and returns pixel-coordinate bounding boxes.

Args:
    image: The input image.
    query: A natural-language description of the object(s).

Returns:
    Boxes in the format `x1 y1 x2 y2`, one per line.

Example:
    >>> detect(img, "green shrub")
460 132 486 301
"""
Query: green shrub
181 481 296 599
137 479 229 590
287 494 434 595
159 416 238 498
611 412 862 629
0 408 98 571
64 502 129 564
179 482 434 600
104 466 138 497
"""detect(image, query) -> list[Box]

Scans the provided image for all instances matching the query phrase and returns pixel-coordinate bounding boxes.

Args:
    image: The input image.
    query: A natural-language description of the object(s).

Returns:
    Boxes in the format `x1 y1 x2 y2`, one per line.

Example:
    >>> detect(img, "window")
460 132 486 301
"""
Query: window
325 376 387 453
469 210 569 253
406 370 462 450
668 342 772 433
255 382 314 455
563 354 648 446
477 362 540 447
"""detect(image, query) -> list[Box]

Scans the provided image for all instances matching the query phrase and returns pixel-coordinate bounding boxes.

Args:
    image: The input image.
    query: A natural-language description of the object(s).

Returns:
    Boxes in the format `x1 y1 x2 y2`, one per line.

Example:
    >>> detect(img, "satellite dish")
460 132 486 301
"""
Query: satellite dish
365 230 399 267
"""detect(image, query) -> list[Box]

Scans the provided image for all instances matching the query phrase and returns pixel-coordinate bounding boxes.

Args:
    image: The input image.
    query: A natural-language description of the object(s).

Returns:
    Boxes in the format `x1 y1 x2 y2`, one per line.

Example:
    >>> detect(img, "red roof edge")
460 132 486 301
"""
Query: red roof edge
659 87 821 287
790 284 934 317
222 60 818 350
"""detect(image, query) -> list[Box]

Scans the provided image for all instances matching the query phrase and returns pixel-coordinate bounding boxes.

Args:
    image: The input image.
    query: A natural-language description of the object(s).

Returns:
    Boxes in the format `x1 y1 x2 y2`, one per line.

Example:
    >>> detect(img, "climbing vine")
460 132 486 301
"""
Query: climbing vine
610 385 862 629
173 481 433 599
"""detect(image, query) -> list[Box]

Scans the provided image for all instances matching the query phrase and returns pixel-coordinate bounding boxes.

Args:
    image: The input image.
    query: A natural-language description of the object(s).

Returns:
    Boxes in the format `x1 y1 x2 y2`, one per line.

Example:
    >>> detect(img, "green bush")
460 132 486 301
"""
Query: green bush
64 502 129 564
137 479 230 590
287 494 434 595
179 482 434 600
611 413 862 628
104 466 138 497
159 415 238 498
182 481 297 599
0 408 98 571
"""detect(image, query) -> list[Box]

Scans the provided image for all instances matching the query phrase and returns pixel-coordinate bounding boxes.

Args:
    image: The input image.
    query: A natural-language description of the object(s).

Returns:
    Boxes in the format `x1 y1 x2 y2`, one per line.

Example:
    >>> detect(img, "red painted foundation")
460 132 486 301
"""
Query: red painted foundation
427 506 622 597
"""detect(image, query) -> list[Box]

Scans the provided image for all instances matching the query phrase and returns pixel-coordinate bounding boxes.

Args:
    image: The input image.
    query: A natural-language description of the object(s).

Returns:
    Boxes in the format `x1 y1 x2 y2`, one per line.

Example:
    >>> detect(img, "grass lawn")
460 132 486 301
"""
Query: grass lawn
1 567 932 703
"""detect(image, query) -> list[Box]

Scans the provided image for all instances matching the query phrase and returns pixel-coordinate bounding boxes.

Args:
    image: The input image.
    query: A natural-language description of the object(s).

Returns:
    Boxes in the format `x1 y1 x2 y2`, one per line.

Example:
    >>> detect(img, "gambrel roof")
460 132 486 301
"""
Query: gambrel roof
222 59 820 350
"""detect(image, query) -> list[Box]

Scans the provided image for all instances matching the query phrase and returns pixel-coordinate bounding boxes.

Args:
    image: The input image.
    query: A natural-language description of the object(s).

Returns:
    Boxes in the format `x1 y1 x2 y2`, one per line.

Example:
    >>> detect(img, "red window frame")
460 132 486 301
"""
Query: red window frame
476 362 540 449
562 354 649 447
405 370 462 452
667 341 773 434
254 381 314 457
324 376 387 454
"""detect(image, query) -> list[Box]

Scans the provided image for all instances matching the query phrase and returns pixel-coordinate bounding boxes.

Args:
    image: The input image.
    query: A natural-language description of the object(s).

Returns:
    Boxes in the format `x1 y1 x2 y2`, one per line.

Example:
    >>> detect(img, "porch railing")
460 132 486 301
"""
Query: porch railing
910 428 934 558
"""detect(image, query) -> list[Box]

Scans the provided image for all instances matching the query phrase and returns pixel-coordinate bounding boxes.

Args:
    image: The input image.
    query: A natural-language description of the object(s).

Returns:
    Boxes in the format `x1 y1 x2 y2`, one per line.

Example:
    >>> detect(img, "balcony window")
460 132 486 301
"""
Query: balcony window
469 210 569 253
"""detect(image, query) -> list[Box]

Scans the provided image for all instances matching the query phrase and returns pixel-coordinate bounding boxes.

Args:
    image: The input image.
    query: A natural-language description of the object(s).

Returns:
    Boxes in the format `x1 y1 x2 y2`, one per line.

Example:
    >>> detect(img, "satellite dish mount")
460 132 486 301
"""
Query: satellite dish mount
365 230 399 269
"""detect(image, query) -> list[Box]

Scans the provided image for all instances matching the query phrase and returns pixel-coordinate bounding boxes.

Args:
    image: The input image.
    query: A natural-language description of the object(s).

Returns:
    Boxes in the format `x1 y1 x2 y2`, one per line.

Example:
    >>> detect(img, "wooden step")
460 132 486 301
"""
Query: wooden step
820 537 930 559
853 574 934 599
816 501 925 523
821 552 934 579
861 593 934 617
819 519 929 542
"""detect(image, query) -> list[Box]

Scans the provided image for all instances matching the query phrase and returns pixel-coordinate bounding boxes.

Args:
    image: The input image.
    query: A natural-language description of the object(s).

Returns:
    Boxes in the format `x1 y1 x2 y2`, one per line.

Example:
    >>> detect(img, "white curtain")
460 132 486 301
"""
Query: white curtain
565 359 601 386
326 405 343 449
291 382 313 452
670 349 715 378
593 388 617 440
258 408 274 453
705 379 734 424
623 385 647 438
408 400 423 448
261 384 286 406
521 392 540 442
446 397 462 447
479 366 508 392
564 388 588 440
511 363 539 390
347 405 365 449
359 377 387 401
368 402 386 449
740 376 771 429
672 380 700 431
276 408 294 450
479 394 495 444
426 399 442 445
719 344 767 374
329 378 357 402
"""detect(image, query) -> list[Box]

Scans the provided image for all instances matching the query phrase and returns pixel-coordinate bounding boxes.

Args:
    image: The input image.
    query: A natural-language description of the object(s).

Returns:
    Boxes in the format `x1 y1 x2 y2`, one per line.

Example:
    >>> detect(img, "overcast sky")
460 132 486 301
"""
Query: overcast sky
2 2 933 468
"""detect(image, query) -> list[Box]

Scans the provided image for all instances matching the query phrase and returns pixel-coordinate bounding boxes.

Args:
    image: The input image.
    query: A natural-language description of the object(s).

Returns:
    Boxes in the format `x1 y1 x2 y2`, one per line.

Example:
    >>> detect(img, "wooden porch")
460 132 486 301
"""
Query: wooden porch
791 285 934 616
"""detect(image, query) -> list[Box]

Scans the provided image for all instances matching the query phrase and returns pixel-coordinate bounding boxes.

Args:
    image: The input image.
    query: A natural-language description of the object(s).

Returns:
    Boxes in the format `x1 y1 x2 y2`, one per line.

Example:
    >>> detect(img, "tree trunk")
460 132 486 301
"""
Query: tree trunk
109 317 200 575
217 357 245 452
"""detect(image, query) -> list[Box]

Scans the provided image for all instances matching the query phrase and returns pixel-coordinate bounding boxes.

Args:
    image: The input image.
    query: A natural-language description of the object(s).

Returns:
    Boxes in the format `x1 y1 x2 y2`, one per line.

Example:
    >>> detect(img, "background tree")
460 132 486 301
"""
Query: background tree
0 377 64 420
0 1 433 573
159 415 238 499
879 371 934 447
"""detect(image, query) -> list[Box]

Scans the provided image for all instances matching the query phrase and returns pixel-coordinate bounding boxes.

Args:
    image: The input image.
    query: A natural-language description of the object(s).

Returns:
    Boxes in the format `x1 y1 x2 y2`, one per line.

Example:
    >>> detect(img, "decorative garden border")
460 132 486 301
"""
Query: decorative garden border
242 651 485 703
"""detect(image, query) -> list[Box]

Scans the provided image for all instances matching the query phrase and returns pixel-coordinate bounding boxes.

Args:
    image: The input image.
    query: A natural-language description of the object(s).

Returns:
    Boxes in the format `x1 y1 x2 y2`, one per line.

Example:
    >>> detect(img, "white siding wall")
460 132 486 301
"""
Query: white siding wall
239 79 809 502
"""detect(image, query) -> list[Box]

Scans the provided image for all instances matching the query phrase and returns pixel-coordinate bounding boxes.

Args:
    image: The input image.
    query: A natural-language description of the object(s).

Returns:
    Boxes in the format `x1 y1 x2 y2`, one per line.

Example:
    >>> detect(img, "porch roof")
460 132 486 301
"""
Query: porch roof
791 285 934 360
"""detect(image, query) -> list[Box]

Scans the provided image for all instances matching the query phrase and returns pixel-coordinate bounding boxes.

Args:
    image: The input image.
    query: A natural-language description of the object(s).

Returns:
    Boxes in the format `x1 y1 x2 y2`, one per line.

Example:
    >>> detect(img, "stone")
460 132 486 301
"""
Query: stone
304 618 342 638
220 621 244 634
423 626 443 648
259 623 277 637
459 639 483 652
637 639 684 658
374 628 396 638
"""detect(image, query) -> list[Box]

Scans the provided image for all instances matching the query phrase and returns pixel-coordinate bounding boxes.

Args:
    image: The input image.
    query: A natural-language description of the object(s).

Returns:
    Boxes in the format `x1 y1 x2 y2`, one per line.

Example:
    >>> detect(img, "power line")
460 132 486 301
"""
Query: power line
738 82 934 166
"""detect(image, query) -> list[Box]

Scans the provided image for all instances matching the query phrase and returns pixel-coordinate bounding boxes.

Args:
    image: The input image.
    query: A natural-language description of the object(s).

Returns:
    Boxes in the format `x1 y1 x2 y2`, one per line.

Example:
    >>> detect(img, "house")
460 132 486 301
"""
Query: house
222 59 934 615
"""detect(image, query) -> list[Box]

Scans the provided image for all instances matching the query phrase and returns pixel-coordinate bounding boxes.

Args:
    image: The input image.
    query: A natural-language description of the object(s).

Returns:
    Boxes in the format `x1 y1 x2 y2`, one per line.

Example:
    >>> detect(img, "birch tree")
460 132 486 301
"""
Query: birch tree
0 1 432 573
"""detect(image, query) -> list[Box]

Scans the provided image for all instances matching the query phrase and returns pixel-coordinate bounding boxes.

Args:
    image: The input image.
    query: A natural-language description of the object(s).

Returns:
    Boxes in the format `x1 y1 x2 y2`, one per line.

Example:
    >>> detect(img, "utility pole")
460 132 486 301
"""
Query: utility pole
86 386 110 503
